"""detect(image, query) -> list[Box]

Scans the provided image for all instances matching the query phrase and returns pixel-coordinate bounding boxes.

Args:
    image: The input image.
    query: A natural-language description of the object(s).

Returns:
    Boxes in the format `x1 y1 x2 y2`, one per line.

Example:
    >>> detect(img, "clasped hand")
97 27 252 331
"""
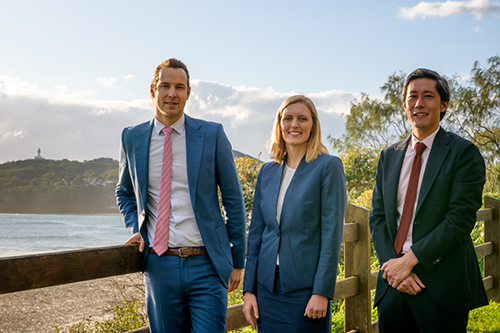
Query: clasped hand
381 250 425 295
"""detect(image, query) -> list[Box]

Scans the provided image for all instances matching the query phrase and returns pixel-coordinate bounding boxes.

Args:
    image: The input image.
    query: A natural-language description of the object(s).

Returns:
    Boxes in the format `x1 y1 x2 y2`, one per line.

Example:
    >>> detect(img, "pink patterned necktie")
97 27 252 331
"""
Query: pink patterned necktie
153 127 174 256
394 142 427 255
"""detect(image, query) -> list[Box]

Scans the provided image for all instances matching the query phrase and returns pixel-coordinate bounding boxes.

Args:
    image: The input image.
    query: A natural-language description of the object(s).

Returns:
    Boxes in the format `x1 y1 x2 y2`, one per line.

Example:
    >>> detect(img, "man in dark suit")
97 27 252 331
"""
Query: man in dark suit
116 58 246 333
369 68 488 332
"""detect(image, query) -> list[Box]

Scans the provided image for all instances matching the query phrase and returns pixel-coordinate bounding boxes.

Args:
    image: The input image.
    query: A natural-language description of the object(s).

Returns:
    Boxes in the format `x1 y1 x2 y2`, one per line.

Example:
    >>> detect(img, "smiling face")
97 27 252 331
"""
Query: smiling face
403 78 449 140
151 67 191 127
280 102 313 153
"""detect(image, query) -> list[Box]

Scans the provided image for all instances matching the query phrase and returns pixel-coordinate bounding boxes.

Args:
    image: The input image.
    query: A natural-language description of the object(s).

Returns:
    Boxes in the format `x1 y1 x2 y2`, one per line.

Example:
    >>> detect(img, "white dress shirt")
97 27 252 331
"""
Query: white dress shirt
275 163 295 264
146 115 204 248
397 127 439 254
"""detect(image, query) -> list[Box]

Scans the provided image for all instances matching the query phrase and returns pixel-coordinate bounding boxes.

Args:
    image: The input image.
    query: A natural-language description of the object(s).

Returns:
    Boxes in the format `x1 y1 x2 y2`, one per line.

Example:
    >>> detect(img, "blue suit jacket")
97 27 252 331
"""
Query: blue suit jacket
243 153 346 298
370 127 488 312
115 114 246 288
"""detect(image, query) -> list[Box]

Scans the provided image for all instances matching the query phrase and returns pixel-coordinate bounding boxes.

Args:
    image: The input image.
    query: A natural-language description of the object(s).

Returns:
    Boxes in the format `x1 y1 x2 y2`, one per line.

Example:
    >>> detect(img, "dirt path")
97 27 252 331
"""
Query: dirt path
0 273 145 333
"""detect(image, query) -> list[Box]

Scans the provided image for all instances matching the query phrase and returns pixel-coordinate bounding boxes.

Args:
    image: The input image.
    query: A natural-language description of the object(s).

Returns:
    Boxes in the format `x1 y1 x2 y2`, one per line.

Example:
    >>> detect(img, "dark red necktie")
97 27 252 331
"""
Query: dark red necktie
394 142 427 255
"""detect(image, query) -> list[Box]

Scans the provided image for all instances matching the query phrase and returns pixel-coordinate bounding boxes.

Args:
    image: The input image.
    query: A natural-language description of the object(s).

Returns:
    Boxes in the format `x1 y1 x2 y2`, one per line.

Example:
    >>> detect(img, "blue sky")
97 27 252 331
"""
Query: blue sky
1 0 499 163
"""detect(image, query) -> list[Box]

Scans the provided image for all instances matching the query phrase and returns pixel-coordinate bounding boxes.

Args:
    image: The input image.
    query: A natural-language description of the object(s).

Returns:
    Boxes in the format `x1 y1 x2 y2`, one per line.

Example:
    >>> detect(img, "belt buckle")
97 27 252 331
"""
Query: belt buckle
178 248 191 258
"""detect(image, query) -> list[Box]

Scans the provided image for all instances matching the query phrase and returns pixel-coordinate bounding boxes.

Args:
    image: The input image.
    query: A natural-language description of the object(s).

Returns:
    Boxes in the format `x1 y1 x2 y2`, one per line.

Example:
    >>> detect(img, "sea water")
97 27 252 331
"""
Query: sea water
0 213 130 258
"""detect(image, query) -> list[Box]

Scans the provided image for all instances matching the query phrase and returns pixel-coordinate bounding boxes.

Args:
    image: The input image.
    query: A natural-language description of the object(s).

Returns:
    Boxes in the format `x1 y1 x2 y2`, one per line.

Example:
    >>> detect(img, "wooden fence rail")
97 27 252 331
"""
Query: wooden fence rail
0 196 498 333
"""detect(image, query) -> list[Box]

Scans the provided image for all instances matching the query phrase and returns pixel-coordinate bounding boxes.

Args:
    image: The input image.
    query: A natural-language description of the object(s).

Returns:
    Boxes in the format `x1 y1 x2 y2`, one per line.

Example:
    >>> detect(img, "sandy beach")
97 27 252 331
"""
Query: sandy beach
0 273 145 333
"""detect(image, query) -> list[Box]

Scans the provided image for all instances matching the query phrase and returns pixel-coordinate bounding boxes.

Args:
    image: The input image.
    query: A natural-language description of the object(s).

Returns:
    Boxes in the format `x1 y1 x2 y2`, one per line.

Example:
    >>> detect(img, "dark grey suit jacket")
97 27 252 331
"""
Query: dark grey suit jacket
370 127 488 312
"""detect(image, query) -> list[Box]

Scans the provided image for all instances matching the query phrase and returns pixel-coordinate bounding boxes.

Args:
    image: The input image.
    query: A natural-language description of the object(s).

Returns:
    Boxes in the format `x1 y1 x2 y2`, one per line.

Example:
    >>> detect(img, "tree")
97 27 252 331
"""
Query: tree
40 172 59 187
234 155 262 226
328 71 411 154
340 148 378 203
446 55 500 193
329 55 500 195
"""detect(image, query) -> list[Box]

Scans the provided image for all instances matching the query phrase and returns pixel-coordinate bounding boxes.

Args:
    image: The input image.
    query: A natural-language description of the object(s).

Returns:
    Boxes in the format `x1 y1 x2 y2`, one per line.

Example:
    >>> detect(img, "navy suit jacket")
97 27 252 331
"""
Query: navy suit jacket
115 114 246 288
243 153 346 298
370 127 488 312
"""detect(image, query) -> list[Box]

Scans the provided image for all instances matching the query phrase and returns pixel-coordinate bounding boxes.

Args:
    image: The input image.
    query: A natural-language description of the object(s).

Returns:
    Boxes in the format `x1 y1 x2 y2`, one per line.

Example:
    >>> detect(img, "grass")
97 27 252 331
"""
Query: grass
468 302 500 333
55 290 500 332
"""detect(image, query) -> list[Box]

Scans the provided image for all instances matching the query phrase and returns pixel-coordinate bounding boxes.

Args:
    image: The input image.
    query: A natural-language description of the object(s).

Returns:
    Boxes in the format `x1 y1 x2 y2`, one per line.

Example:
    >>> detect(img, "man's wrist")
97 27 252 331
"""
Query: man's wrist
404 249 419 268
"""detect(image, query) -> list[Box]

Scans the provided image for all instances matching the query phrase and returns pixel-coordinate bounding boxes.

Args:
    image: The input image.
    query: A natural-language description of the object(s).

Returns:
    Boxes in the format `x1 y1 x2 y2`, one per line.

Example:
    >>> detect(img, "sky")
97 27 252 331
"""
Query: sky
0 0 499 164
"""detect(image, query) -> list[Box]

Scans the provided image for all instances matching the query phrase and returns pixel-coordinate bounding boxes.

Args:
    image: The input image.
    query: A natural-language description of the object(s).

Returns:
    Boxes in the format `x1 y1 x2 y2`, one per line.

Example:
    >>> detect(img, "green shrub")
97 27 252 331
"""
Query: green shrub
54 298 147 333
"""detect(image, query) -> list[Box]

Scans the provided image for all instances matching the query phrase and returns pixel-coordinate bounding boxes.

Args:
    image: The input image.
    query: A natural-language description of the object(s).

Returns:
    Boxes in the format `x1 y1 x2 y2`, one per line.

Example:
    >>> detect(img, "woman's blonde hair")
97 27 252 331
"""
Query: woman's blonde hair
267 95 328 163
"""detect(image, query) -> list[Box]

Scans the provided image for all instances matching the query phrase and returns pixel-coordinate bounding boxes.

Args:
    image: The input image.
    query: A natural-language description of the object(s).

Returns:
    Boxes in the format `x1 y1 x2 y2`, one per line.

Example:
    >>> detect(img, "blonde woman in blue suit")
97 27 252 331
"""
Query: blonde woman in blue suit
243 95 347 332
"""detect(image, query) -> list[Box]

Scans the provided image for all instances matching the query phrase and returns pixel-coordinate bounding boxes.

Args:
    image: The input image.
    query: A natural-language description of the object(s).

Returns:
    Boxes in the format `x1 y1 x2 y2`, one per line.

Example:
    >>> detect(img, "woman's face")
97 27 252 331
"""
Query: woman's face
280 102 313 151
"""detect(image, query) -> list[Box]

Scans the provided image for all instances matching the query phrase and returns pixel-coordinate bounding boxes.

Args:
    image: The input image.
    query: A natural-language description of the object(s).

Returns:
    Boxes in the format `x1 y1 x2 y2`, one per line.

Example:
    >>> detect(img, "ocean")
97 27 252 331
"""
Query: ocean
0 213 130 258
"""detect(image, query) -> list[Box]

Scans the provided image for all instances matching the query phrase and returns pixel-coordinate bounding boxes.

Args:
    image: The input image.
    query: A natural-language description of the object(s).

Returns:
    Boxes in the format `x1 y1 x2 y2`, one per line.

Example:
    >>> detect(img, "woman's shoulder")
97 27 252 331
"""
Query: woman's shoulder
311 153 342 168
260 160 281 173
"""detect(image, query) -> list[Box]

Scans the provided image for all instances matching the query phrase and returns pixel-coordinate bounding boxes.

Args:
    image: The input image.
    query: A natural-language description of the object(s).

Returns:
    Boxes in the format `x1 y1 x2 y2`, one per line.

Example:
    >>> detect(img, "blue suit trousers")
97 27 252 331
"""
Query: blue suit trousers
143 252 227 333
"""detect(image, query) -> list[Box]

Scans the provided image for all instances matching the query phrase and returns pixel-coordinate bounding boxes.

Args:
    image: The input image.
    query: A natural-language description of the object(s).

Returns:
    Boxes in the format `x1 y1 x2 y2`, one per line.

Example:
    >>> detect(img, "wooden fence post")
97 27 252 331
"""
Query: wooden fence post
344 203 371 333
484 196 500 302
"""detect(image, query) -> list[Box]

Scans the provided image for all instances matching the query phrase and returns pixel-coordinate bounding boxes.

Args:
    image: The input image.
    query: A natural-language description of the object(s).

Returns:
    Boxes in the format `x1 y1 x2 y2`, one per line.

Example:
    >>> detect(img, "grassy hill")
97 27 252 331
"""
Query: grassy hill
0 158 118 214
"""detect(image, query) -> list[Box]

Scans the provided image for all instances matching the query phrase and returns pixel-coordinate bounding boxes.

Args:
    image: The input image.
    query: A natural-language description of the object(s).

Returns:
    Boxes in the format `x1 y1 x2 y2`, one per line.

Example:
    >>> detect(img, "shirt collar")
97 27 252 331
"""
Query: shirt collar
153 114 185 136
410 126 440 152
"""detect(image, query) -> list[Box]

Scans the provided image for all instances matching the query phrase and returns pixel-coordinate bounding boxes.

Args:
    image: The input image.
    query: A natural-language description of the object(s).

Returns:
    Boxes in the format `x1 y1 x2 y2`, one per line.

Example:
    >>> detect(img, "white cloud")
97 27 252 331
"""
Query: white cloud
124 75 134 80
0 76 355 163
473 25 483 32
1 130 25 139
398 0 500 20
97 77 117 88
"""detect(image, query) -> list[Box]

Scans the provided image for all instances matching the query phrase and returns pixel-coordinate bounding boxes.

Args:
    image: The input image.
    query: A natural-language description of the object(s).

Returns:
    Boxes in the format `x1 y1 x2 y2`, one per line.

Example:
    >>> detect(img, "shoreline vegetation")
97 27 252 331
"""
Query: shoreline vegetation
0 157 119 215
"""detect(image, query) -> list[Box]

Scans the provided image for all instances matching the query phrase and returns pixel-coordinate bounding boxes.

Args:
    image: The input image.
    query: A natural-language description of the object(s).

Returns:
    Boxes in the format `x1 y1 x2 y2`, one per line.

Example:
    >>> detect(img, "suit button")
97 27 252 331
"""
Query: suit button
433 257 442 265
277 233 280 237
142 212 145 217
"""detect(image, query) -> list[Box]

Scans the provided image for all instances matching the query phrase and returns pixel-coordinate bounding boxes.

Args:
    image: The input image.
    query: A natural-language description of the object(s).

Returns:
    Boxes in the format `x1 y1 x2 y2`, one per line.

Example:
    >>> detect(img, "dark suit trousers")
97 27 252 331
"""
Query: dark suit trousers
378 285 469 333
143 252 227 333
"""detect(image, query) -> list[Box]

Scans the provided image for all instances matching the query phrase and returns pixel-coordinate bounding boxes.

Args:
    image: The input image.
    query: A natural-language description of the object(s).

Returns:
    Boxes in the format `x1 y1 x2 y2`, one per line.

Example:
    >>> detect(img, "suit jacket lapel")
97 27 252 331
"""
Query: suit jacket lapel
185 115 204 207
416 127 450 212
385 137 409 231
273 161 287 228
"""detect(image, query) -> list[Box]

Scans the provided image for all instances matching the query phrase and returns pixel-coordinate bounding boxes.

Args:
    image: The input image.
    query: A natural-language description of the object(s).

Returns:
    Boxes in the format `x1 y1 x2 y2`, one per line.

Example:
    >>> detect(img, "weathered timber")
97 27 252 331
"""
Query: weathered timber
477 207 493 222
343 222 359 243
344 203 372 333
226 304 248 332
334 276 359 301
484 196 500 302
475 241 494 258
0 244 142 294
125 327 149 333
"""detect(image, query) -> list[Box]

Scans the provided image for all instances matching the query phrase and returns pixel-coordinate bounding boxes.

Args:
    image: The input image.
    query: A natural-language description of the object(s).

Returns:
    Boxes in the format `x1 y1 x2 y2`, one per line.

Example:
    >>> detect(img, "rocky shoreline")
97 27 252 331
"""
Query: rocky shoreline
0 273 145 333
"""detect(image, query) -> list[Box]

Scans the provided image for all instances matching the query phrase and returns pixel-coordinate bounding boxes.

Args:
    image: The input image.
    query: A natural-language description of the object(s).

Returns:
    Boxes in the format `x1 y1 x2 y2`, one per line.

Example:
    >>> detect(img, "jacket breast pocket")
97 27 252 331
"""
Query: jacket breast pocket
426 172 452 205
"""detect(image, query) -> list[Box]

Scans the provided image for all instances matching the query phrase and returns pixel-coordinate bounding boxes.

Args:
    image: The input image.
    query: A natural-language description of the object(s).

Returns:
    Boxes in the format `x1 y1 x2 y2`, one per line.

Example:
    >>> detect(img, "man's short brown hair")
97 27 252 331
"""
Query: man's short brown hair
150 58 190 95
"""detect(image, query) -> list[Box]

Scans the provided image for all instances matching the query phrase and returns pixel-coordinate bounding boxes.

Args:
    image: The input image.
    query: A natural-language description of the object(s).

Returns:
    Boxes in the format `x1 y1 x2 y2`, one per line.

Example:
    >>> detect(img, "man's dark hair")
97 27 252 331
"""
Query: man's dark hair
402 68 450 120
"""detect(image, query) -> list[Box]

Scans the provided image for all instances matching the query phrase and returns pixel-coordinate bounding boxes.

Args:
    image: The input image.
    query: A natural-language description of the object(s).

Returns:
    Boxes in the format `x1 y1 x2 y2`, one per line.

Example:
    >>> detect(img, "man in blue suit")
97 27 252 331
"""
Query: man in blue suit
370 68 488 332
116 58 246 333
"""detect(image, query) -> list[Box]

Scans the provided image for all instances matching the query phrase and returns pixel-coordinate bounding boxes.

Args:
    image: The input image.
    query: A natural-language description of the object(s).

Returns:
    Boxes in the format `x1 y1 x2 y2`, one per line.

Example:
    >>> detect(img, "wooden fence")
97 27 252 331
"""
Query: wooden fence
0 196 498 333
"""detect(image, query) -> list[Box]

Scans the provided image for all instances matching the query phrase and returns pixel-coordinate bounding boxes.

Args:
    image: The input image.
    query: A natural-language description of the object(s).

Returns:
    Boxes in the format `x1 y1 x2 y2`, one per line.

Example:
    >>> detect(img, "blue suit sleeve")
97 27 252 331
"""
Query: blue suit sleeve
214 124 247 269
115 128 139 236
312 157 347 298
242 167 266 294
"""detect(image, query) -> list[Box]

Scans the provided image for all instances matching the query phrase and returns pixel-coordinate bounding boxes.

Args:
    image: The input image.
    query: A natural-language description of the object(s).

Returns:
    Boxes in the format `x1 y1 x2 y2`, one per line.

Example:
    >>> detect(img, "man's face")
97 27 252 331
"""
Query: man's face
403 78 449 140
151 67 191 126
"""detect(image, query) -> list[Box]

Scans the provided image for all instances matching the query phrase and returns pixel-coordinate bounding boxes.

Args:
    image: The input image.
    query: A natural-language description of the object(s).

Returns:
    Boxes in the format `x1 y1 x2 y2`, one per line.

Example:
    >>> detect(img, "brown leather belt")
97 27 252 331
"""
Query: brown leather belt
149 247 207 257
